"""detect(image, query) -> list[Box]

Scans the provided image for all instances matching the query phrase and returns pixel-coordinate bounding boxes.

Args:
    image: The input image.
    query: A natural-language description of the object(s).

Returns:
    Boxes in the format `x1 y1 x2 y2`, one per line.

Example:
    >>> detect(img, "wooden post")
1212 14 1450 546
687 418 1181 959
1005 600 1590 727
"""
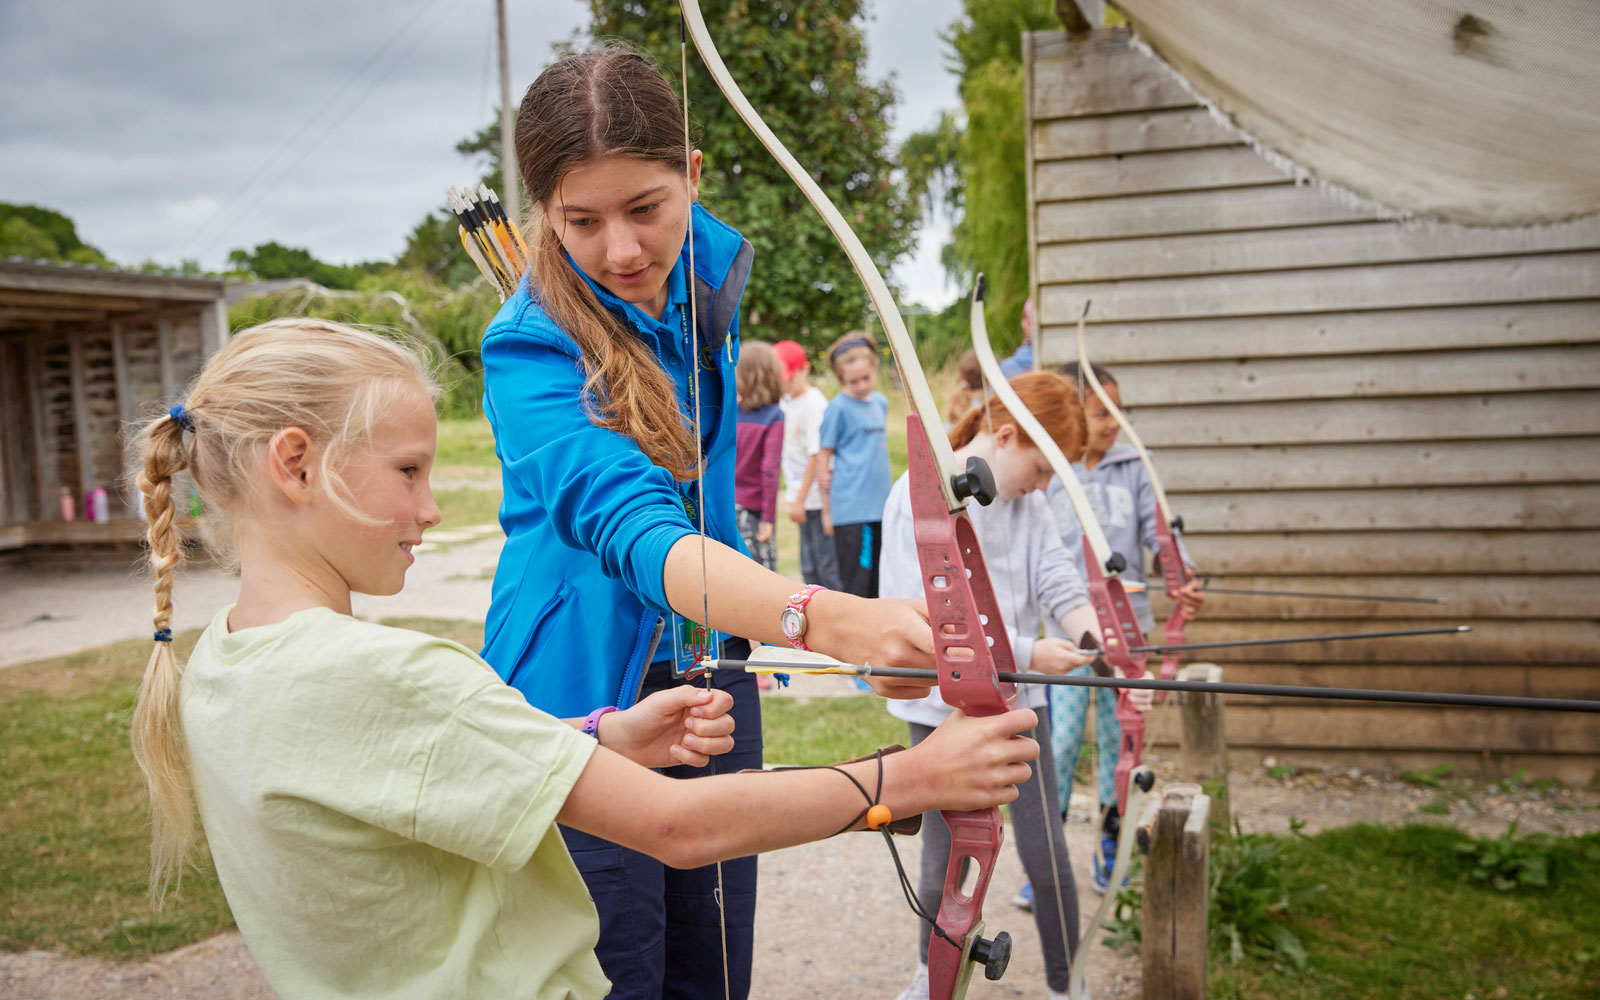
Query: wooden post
24 336 51 519
198 300 230 357
1177 662 1230 836
68 331 94 508
110 321 137 515
1138 783 1212 1000
496 0 519 226
157 316 176 403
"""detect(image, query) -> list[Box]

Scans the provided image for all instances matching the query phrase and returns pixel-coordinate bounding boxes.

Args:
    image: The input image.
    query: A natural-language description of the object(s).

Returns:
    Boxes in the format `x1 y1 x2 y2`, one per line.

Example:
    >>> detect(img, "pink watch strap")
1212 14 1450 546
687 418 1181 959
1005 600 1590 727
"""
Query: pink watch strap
784 584 825 650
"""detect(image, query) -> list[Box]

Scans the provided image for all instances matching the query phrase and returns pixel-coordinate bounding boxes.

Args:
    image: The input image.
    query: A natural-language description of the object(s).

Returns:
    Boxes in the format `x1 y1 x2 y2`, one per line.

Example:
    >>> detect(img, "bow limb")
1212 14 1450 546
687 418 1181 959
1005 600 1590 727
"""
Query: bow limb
969 282 1149 813
678 7 1016 997
679 0 962 512
1075 309 1195 681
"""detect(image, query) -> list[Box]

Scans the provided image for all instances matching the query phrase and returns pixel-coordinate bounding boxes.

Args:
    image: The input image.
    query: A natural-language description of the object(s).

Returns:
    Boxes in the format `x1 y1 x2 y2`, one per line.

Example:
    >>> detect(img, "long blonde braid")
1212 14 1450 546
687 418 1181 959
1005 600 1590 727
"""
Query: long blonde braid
128 318 438 903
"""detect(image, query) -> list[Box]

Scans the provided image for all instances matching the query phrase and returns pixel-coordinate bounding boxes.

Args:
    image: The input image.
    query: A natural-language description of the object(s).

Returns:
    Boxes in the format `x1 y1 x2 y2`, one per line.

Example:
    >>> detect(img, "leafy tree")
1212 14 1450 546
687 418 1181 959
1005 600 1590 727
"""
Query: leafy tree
227 265 500 417
225 241 369 290
900 0 1061 355
0 203 113 266
583 0 919 351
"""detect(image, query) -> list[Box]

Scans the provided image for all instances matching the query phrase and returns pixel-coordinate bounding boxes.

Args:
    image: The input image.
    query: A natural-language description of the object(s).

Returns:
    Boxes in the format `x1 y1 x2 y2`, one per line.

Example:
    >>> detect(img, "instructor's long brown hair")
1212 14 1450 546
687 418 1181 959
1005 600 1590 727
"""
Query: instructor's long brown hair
515 45 701 479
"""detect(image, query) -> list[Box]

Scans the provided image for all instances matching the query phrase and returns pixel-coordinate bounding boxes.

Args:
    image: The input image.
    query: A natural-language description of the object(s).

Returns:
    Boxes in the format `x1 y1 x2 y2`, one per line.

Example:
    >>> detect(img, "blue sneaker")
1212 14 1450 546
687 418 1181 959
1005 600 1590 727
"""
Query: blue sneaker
1012 880 1033 911
1092 833 1118 893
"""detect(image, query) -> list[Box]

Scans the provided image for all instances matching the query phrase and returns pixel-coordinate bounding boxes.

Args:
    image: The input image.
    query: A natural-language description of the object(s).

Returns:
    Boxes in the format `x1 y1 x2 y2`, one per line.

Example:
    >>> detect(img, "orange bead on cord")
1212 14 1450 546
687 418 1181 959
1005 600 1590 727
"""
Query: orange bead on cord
866 804 893 830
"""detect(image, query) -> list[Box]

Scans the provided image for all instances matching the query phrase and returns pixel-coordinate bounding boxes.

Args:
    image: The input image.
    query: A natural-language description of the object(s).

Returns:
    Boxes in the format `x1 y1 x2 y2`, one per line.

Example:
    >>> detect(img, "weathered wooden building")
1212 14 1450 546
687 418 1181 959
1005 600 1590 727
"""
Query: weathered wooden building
0 260 227 552
1024 27 1600 782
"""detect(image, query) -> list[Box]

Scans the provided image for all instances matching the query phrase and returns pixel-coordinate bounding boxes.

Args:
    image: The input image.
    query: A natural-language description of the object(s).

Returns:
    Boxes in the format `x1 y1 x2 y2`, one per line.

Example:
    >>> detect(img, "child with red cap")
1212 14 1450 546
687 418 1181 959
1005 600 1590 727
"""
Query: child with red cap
773 340 841 591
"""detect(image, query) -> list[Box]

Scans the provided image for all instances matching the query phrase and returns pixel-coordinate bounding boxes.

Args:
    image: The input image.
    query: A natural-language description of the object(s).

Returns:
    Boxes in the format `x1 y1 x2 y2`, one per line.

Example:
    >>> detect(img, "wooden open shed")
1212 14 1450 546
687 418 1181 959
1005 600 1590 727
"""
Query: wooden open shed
0 259 227 552
1023 26 1600 782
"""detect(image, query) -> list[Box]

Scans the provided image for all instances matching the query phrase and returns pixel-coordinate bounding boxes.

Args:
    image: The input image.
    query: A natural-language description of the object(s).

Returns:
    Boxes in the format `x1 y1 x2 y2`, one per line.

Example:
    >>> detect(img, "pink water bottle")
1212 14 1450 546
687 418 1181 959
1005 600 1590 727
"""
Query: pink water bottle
59 487 75 522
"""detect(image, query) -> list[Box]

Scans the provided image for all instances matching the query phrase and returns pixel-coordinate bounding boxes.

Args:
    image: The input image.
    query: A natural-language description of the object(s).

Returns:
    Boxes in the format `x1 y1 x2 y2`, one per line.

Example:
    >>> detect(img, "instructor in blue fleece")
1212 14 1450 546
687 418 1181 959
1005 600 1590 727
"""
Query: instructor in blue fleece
478 47 937 1000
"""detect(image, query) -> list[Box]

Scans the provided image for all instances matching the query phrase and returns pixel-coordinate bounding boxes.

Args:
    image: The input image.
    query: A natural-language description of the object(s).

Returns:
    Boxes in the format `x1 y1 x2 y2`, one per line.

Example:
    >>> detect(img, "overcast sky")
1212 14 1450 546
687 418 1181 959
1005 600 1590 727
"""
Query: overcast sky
0 0 965 307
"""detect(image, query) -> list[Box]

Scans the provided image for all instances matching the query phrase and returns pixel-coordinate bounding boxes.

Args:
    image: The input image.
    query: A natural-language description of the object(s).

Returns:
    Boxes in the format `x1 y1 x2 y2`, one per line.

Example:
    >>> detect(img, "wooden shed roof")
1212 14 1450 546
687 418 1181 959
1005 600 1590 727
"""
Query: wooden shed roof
0 258 226 335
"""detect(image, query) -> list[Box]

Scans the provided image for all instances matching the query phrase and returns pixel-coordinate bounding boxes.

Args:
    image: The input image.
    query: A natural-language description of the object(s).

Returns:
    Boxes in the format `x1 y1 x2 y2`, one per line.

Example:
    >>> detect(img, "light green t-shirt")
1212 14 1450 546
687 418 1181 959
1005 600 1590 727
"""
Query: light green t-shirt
180 605 608 1000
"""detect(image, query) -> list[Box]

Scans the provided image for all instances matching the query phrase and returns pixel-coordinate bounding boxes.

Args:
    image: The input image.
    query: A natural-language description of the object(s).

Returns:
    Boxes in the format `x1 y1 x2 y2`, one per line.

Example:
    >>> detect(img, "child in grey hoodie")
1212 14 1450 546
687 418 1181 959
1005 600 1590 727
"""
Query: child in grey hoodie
1042 361 1204 894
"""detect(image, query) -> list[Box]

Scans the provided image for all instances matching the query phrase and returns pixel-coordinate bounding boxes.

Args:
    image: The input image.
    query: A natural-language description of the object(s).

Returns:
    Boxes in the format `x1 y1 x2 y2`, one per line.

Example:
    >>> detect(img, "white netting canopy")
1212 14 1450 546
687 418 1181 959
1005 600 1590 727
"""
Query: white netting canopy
1114 0 1600 226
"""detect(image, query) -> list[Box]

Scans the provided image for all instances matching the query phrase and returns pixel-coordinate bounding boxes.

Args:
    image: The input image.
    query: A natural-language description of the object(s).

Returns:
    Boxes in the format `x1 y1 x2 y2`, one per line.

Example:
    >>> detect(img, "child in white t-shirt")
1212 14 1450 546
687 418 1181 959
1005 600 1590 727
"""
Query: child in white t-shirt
127 318 1042 1000
773 339 841 590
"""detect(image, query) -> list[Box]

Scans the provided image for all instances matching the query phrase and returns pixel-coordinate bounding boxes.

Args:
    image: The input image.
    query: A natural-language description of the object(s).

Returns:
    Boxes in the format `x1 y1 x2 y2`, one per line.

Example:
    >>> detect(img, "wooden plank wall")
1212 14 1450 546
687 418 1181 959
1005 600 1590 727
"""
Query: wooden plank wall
1026 28 1600 783
1 307 207 528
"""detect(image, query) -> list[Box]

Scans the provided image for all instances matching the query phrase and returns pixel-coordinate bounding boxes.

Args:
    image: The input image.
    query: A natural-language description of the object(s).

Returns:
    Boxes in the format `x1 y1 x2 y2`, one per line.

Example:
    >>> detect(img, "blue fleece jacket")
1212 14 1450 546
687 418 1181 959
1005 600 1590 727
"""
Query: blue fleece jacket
479 203 753 716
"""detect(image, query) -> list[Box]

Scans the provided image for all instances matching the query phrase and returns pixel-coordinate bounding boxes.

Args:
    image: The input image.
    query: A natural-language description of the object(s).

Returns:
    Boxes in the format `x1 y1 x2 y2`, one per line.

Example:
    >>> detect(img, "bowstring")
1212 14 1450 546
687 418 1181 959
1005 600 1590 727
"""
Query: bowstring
977 364 1076 984
681 25 730 1000
1071 361 1110 916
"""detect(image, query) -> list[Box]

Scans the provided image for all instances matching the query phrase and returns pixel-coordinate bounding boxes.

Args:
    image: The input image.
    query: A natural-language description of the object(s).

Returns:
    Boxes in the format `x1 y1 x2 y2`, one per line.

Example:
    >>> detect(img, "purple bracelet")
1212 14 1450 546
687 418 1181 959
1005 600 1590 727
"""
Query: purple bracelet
582 705 619 742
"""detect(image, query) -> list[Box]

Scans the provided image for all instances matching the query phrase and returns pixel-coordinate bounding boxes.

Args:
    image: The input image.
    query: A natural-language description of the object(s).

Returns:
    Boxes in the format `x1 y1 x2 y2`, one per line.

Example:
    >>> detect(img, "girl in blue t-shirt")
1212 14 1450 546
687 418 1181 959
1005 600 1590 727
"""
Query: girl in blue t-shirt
818 331 892 598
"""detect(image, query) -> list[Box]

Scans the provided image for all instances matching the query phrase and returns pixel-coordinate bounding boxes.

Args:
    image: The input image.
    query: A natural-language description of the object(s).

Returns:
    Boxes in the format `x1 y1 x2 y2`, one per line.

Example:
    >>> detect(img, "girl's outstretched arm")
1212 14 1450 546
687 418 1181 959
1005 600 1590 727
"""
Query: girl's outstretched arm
557 707 1040 870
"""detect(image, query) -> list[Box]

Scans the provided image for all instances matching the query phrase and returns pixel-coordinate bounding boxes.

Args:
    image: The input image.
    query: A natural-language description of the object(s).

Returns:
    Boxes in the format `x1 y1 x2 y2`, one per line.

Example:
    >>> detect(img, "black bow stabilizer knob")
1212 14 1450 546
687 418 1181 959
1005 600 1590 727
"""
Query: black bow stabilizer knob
951 456 997 506
972 931 1012 981
1104 551 1127 574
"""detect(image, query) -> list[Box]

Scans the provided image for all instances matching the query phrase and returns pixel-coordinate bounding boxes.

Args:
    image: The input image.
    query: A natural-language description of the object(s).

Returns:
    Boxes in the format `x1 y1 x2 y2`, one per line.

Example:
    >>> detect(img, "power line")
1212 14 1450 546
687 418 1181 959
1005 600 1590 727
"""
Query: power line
180 0 466 261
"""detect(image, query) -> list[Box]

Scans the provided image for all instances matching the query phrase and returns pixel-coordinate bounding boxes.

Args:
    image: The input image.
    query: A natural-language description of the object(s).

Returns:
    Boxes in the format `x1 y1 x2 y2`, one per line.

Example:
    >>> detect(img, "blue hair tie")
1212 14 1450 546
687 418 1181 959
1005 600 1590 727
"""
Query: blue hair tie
168 403 194 432
153 628 173 642
829 336 876 363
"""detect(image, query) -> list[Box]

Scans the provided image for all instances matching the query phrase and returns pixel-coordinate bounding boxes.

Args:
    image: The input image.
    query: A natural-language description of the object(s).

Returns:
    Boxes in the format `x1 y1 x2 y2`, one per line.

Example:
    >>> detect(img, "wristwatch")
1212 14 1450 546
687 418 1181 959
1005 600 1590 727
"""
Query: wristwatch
780 584 825 651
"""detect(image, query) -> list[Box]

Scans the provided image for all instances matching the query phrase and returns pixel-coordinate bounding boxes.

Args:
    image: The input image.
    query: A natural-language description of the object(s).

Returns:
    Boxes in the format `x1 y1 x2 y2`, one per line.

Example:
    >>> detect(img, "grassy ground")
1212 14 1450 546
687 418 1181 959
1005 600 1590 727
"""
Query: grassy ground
433 414 499 482
6 625 1598 1000
1207 823 1600 999
433 485 503 530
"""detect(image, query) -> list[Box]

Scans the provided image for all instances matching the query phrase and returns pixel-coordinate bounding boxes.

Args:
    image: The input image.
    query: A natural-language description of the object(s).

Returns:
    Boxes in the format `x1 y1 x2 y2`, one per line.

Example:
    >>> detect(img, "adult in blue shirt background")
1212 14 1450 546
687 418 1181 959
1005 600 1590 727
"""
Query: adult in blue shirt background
999 297 1036 379
479 46 937 1000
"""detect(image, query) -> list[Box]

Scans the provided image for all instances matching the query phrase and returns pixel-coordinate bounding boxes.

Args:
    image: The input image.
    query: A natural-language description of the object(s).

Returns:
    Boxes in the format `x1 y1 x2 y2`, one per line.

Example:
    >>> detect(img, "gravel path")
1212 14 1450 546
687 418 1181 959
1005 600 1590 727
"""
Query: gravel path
0 528 505 669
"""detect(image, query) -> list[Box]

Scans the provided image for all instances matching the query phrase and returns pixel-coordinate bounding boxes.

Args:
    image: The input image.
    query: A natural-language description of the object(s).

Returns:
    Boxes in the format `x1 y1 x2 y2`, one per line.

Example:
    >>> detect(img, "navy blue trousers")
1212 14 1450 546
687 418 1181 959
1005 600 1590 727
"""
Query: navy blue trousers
560 638 761 1000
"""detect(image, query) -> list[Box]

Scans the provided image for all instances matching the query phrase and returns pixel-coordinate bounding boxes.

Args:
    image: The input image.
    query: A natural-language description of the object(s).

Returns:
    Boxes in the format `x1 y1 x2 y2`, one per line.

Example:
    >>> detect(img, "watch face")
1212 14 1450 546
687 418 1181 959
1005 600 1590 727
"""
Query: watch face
781 606 803 638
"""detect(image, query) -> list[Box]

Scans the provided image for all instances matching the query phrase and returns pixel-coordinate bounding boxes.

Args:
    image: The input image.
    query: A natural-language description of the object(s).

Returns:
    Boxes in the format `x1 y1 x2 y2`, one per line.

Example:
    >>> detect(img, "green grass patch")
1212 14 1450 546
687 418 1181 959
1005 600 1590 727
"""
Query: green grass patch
434 413 500 485
1 630 234 957
760 694 910 766
1206 823 1600 999
1 619 485 960
433 486 502 531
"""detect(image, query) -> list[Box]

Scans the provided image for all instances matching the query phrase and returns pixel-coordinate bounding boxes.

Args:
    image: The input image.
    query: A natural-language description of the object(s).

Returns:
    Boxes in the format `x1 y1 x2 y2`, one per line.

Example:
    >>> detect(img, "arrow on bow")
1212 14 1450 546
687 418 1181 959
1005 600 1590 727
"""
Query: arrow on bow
678 4 1021 996
693 652 1600 713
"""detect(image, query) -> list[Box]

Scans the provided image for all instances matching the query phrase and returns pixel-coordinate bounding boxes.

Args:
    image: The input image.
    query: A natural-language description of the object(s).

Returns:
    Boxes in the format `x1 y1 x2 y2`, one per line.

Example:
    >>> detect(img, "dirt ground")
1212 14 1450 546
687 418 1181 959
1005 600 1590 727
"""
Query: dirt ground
5 533 1597 999
5 762 1594 1000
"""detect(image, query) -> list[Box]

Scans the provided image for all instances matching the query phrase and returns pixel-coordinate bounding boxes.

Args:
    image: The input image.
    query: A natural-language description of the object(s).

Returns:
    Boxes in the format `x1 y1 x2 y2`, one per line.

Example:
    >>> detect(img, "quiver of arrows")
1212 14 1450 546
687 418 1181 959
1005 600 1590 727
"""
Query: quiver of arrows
448 184 528 300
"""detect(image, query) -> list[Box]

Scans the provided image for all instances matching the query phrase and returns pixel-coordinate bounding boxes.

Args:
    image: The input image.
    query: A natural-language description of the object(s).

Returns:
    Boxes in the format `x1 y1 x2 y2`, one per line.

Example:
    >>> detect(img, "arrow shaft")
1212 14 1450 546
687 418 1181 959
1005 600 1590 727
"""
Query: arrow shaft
1201 585 1445 605
1128 625 1468 654
701 658 1600 713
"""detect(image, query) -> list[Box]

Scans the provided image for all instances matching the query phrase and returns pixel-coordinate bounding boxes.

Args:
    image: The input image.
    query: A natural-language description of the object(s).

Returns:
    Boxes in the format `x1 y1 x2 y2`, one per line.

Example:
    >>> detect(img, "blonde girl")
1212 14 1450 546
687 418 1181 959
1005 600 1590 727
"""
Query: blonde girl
817 331 891 599
130 318 1040 1000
